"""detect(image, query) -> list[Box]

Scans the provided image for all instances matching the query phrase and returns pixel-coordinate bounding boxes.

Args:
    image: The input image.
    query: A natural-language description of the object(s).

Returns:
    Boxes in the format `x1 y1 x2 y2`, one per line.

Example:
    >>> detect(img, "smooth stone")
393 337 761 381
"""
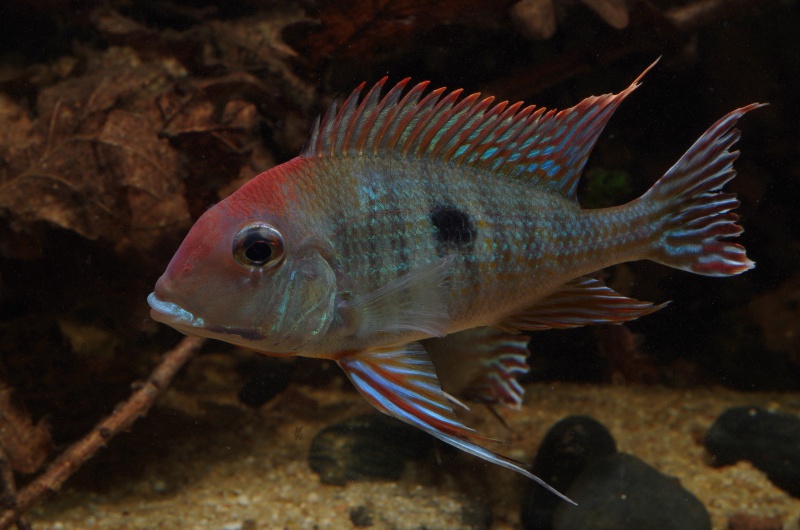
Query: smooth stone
308 413 432 485
552 453 711 530
521 415 617 530
705 406 800 497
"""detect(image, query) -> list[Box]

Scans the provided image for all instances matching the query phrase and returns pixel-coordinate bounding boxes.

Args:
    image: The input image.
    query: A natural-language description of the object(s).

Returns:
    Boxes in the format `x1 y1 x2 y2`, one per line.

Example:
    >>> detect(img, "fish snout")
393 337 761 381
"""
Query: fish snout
148 276 203 328
153 274 173 302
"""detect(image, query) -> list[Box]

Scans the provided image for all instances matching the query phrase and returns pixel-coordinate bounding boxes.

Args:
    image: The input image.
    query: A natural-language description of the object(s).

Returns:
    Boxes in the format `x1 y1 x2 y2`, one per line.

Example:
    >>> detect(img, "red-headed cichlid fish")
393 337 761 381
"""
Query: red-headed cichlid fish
148 61 760 502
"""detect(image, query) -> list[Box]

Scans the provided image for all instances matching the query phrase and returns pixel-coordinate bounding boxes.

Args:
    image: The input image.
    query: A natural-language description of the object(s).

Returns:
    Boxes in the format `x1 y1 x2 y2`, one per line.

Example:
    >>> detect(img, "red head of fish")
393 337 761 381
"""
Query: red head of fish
149 158 337 354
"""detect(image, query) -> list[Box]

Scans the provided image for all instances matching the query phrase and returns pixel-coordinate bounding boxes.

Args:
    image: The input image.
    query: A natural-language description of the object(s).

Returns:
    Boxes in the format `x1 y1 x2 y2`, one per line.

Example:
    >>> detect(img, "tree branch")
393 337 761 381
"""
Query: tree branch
0 336 205 530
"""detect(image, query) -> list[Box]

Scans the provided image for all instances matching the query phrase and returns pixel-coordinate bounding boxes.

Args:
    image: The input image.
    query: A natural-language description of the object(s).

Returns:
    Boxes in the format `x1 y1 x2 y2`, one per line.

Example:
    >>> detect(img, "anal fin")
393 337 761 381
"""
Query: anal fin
497 276 668 333
424 328 530 410
337 343 574 505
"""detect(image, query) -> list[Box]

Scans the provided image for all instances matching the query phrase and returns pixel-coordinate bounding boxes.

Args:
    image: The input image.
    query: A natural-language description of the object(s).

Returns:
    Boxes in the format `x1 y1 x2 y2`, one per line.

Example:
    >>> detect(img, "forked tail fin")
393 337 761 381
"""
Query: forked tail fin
642 104 763 276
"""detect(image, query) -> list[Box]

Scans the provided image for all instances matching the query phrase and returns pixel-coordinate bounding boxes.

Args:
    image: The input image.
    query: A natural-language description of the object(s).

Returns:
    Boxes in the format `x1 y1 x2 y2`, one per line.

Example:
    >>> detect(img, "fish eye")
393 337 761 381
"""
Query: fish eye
233 222 285 270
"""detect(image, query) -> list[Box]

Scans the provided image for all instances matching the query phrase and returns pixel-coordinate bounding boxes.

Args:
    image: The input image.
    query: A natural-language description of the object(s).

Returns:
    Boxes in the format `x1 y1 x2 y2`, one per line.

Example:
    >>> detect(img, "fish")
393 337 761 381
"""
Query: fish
148 60 760 502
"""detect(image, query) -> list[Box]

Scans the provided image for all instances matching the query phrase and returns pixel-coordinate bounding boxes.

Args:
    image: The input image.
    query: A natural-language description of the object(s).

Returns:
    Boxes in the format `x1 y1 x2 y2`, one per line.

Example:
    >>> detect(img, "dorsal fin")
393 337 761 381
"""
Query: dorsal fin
302 60 659 201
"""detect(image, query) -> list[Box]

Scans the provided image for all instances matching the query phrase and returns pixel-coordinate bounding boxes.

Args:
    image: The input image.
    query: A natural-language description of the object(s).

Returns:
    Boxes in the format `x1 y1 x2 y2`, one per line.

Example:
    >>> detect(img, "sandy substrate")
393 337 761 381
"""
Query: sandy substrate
28 372 800 530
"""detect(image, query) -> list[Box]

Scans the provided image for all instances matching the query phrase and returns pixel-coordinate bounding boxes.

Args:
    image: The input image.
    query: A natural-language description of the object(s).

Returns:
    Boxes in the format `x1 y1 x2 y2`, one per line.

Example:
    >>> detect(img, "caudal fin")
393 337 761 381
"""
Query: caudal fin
642 104 763 277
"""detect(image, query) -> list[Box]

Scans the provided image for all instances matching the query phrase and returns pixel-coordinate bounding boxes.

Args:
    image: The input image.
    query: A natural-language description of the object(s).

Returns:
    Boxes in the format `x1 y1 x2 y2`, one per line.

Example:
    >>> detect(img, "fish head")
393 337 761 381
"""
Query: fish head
148 172 337 355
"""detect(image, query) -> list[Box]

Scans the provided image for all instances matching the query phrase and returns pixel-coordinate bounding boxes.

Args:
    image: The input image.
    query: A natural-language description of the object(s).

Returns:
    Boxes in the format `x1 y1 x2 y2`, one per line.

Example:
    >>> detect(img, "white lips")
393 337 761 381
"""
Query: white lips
147 292 206 328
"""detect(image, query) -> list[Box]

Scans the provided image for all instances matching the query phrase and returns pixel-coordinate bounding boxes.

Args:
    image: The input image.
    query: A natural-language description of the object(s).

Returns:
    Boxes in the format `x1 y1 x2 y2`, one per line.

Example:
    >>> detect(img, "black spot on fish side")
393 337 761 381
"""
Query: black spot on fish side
429 204 476 248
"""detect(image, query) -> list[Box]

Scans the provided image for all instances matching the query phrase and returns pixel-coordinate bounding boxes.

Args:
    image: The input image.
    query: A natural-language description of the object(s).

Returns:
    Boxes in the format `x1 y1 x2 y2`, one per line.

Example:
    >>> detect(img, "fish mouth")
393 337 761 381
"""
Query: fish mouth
147 292 270 344
147 292 206 328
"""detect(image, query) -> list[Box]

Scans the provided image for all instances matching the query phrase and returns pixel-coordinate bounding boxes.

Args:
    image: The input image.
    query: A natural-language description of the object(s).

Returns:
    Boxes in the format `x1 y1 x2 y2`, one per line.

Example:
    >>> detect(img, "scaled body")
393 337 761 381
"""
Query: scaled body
148 62 759 500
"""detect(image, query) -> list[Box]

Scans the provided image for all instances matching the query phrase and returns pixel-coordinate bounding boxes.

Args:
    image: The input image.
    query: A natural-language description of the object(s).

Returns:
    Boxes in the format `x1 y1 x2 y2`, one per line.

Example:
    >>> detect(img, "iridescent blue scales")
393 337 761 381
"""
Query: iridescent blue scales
148 61 761 503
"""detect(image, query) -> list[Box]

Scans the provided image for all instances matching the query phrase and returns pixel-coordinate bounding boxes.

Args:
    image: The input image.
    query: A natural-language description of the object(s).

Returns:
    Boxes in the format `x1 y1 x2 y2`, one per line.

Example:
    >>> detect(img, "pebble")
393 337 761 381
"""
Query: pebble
308 413 432 485
553 453 711 530
350 505 375 527
521 415 617 530
705 406 800 497
150 477 169 494
236 494 250 507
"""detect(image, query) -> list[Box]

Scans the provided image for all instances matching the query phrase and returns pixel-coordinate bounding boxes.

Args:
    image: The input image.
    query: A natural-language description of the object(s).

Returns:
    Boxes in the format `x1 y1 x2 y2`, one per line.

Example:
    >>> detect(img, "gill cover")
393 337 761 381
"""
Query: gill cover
247 244 338 353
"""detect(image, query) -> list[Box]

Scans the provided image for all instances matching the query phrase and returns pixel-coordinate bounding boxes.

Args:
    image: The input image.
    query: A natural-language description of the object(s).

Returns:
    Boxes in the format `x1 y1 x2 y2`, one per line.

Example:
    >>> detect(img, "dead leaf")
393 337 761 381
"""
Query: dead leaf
511 0 630 41
157 73 279 214
90 7 314 152
91 7 314 112
0 385 50 475
95 108 190 254
581 0 629 29
511 0 557 40
594 324 660 385
0 59 191 255
283 0 512 67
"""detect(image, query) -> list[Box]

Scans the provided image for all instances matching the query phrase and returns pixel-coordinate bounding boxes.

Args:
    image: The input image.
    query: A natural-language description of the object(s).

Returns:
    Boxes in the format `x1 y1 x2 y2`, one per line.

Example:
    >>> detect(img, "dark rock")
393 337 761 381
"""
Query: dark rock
553 453 711 530
705 406 800 497
521 415 617 530
308 413 432 485
349 505 374 527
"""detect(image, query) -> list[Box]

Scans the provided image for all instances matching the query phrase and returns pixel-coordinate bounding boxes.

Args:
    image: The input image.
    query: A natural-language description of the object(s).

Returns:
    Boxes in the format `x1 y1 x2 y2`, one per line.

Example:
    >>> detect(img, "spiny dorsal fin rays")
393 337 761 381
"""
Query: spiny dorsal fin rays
396 86 451 154
301 59 660 202
411 90 471 157
457 102 539 168
315 98 338 156
379 81 435 152
341 80 377 152
354 77 397 152
439 97 503 161
429 92 490 160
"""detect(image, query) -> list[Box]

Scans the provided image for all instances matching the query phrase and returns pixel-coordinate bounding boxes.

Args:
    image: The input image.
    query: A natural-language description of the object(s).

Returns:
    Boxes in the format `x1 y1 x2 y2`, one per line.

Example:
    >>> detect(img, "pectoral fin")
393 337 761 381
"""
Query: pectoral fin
497 276 668 333
337 343 574 505
339 257 453 338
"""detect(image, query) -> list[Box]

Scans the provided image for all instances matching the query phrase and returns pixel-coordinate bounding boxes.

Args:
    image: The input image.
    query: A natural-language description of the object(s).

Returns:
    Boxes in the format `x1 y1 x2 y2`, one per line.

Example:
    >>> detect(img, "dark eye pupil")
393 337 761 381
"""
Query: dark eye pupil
233 223 284 270
244 241 272 263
